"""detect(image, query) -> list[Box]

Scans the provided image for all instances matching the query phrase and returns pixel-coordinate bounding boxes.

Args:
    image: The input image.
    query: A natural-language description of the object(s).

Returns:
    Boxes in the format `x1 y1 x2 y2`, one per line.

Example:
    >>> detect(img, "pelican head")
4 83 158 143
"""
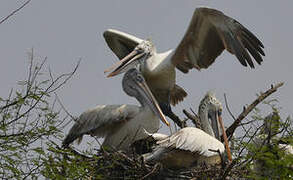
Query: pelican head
122 68 169 126
199 91 223 140
199 92 232 162
105 40 155 77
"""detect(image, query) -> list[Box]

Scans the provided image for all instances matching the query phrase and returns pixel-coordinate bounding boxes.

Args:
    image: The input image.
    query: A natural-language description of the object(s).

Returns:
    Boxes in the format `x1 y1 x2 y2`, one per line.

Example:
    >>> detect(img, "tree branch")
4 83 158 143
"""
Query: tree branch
0 0 32 25
182 109 201 129
225 82 284 140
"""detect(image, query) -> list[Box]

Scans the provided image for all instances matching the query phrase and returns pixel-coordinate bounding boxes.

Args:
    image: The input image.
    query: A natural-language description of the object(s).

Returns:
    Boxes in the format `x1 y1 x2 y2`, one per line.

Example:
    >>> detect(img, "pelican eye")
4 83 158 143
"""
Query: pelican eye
135 74 144 83
136 47 144 53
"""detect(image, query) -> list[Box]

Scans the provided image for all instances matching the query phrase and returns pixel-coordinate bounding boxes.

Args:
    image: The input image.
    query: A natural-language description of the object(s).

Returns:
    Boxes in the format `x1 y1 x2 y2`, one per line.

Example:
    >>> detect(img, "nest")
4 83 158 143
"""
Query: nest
60 139 247 180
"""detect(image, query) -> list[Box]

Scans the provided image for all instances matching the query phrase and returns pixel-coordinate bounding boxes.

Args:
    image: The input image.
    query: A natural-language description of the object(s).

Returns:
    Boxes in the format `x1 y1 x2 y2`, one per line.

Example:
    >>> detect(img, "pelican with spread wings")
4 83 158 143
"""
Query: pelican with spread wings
104 7 265 126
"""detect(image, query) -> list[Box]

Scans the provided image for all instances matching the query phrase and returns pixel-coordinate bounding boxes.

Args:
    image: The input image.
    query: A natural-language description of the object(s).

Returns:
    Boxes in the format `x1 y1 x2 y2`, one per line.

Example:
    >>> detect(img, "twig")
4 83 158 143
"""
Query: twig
183 109 201 129
221 158 238 179
168 110 186 129
6 59 79 126
225 82 284 140
141 163 160 180
236 125 263 167
116 151 136 165
224 93 236 121
0 0 32 25
55 93 76 121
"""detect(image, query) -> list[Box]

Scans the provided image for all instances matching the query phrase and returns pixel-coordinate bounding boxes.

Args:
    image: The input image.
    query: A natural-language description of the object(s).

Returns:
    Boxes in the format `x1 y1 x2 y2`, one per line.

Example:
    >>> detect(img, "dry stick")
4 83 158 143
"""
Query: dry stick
182 109 201 129
141 163 160 180
225 82 284 140
224 94 237 121
0 0 32 25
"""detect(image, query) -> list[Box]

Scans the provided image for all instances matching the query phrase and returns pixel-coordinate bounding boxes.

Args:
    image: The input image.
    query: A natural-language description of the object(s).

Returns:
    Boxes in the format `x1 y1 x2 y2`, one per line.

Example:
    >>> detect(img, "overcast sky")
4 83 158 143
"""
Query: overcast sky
1 1 292 147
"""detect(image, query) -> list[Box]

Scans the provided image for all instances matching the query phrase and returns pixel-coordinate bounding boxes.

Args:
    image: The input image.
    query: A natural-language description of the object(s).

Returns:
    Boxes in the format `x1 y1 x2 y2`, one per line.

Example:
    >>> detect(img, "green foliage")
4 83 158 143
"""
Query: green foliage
0 52 78 179
231 103 293 179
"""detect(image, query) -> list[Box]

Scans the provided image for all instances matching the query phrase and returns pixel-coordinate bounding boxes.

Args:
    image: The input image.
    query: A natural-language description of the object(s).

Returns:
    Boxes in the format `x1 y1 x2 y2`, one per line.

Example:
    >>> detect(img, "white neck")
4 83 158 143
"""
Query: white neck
142 50 174 74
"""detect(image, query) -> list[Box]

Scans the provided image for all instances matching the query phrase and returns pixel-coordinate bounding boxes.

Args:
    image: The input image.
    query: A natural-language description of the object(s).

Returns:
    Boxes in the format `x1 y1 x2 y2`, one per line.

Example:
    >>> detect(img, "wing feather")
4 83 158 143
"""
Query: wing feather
242 35 264 65
62 104 139 147
170 84 188 106
103 29 143 60
157 127 225 157
171 7 265 73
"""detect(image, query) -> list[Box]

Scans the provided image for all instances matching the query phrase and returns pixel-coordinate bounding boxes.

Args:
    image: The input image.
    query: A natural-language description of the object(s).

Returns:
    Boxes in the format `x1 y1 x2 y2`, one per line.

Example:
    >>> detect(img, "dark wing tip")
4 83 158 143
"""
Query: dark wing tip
231 20 265 68
245 28 265 48
241 33 264 66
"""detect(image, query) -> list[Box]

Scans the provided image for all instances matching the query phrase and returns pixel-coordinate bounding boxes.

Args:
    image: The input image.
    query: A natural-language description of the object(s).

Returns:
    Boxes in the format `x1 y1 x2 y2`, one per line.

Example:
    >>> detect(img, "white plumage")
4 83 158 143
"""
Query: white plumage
155 127 224 157
104 7 265 110
143 92 228 168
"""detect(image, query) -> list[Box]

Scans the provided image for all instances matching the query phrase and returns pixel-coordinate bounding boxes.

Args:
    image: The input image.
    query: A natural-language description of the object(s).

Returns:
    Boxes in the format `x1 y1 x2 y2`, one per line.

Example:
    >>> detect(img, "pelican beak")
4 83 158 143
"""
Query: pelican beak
210 112 220 140
105 50 145 77
217 112 232 162
137 79 170 127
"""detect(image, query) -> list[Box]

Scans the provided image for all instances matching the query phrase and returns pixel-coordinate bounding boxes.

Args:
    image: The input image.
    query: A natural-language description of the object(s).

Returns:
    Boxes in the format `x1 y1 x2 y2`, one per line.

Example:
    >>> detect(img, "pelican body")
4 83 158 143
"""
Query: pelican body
144 92 229 168
104 7 265 125
63 68 169 151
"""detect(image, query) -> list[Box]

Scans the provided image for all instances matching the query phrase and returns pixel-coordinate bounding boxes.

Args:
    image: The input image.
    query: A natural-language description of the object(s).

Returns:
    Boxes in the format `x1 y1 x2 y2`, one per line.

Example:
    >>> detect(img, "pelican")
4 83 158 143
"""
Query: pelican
103 7 265 126
62 68 170 151
143 92 231 168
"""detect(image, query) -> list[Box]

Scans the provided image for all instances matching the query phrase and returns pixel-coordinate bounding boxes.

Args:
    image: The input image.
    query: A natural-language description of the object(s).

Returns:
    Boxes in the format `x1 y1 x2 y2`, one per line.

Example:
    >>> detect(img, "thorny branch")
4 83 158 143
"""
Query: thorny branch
225 82 284 140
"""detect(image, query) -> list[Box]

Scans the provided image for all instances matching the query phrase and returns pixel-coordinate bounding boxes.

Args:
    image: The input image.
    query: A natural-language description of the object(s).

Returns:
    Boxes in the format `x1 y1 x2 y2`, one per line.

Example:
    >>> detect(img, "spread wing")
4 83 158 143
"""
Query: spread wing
62 104 139 147
103 29 143 60
171 7 265 73
157 127 225 157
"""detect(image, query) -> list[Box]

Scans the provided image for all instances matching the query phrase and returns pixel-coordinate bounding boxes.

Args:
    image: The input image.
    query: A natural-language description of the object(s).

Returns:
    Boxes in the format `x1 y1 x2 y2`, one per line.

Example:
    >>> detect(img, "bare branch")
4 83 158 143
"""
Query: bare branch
0 0 32 25
6 59 80 126
183 109 201 129
225 82 284 140
224 93 236 121
55 93 76 121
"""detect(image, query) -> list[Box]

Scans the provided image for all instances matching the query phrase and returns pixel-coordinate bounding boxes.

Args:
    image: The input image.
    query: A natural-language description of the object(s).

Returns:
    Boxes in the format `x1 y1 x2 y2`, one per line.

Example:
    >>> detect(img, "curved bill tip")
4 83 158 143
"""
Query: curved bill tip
106 71 117 78
161 115 170 127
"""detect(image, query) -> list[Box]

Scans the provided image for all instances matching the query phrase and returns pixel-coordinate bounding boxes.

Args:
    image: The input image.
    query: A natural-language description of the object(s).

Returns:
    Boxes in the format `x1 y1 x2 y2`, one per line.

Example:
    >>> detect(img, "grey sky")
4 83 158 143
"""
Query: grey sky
1 1 292 145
